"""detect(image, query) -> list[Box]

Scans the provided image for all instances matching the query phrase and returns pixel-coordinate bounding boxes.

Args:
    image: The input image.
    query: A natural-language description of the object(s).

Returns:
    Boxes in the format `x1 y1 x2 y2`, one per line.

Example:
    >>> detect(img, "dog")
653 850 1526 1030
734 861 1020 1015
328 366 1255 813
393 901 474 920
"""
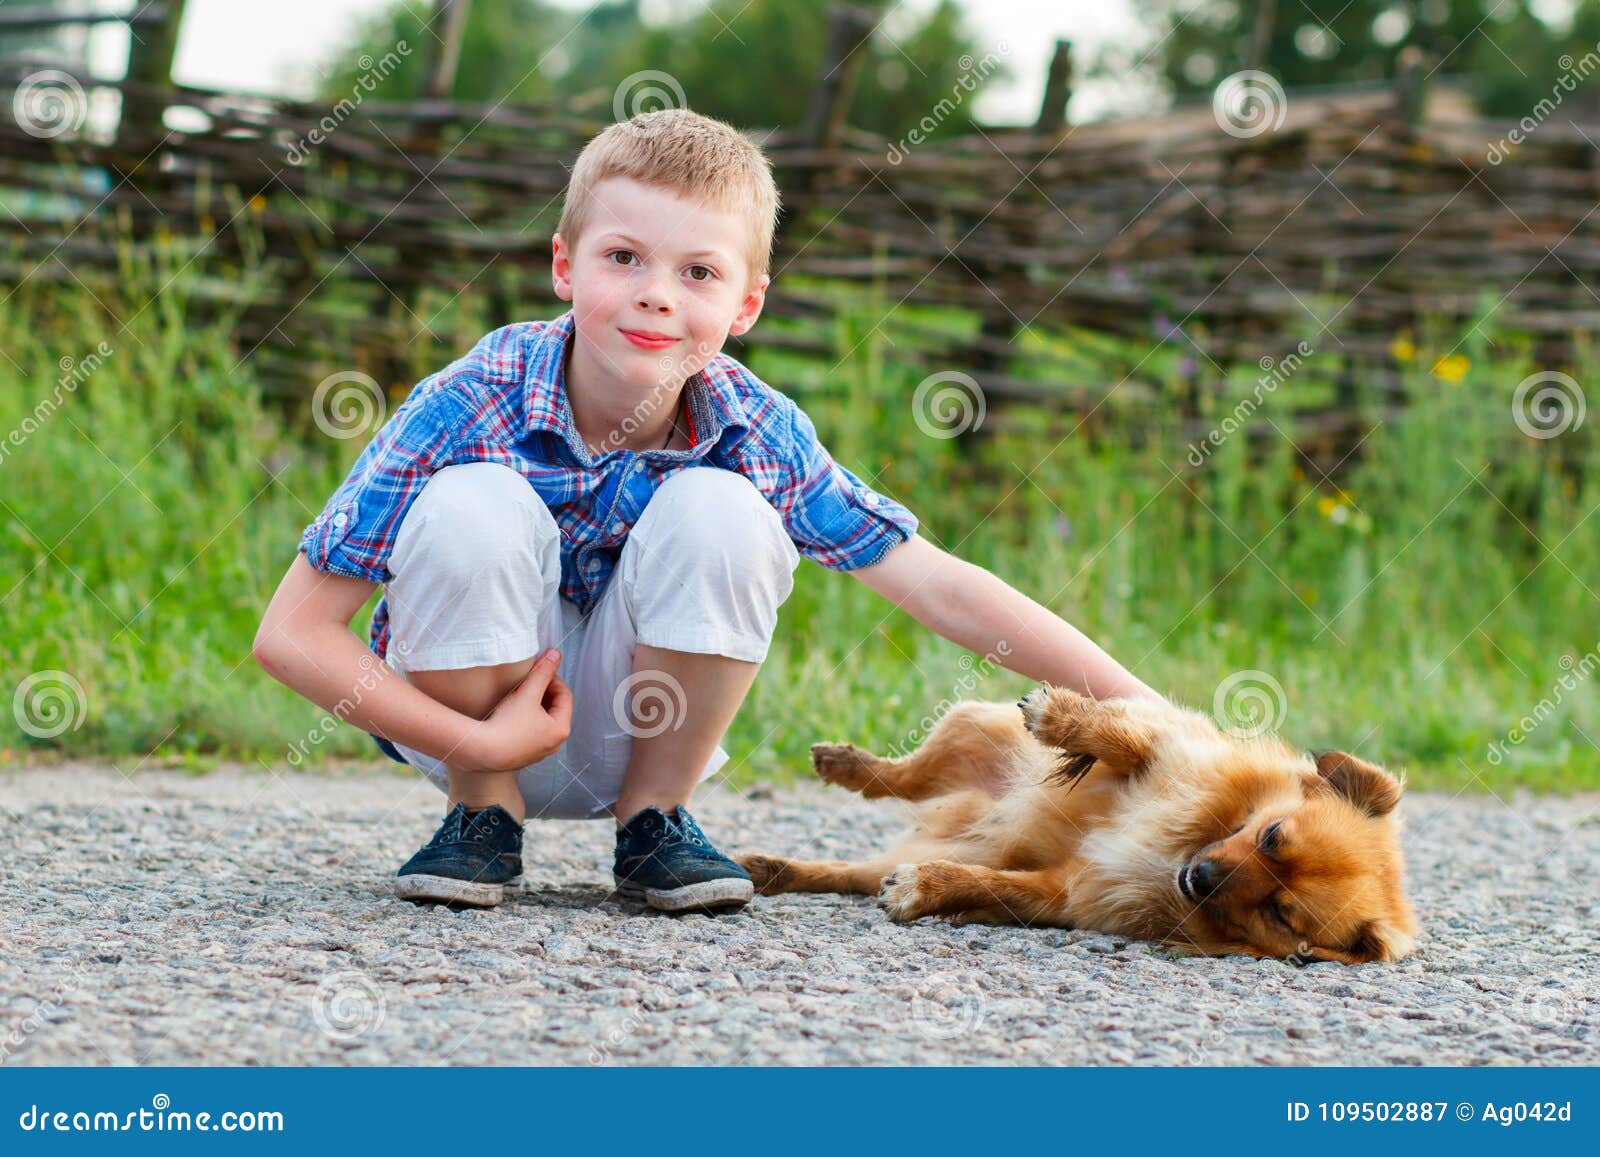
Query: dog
738 686 1417 963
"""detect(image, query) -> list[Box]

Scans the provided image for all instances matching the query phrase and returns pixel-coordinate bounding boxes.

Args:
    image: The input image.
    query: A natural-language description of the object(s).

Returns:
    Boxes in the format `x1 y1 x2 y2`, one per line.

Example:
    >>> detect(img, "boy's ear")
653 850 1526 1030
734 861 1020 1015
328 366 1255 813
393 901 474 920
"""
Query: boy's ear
551 232 573 301
728 272 769 338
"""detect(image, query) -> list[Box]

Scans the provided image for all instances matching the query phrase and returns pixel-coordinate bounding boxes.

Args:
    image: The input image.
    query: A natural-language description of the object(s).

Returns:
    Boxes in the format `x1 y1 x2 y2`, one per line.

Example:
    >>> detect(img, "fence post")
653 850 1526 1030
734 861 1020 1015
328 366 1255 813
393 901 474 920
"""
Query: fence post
419 0 472 100
1033 39 1072 137
1391 44 1431 126
800 5 875 153
1246 0 1276 72
961 41 1075 455
116 0 186 170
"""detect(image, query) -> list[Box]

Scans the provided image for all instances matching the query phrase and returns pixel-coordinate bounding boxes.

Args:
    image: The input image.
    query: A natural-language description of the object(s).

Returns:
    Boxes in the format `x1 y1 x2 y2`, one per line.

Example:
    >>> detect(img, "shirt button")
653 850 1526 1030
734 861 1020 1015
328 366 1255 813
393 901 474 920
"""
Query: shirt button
610 520 624 535
332 512 348 528
587 557 602 572
864 494 880 507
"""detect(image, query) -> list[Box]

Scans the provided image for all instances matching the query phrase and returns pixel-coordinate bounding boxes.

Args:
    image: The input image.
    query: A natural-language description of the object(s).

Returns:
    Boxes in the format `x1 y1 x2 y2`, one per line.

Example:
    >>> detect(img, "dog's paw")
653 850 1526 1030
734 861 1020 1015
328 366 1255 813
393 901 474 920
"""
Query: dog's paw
877 863 930 922
1017 685 1053 738
1019 685 1099 748
811 742 871 793
736 853 792 894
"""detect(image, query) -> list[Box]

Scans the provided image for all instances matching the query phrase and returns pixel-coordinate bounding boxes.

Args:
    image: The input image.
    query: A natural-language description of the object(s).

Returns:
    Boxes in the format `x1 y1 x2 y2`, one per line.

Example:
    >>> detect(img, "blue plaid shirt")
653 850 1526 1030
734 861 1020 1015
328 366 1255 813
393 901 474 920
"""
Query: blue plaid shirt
299 311 920 661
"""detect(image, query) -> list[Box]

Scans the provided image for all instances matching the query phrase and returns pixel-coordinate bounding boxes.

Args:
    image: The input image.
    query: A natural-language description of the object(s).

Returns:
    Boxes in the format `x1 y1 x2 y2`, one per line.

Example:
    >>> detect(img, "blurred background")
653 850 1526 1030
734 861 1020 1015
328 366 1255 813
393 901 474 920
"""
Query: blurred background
1 0 1596 794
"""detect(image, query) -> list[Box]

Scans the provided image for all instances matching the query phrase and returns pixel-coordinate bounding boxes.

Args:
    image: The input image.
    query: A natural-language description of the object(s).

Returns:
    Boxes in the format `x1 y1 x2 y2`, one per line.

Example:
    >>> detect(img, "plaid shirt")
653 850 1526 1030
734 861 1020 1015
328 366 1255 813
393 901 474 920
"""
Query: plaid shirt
298 311 919 661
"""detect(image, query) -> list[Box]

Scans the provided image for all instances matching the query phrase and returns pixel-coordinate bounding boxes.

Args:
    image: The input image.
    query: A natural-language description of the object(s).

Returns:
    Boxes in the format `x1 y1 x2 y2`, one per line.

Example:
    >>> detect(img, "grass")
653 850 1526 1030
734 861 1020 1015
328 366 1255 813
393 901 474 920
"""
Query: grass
1 244 1596 797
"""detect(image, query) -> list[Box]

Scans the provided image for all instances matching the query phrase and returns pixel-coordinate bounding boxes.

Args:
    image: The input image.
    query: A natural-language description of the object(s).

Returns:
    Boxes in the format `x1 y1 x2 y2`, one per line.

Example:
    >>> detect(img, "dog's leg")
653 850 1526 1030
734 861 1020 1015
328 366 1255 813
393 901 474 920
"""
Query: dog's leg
1017 685 1157 780
878 860 1072 927
737 853 892 896
812 702 1021 800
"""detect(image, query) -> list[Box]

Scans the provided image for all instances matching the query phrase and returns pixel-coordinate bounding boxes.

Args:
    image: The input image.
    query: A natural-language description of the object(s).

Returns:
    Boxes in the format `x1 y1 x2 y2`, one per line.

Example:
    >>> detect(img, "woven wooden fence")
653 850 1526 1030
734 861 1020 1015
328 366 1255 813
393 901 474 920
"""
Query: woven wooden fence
2 4 1596 460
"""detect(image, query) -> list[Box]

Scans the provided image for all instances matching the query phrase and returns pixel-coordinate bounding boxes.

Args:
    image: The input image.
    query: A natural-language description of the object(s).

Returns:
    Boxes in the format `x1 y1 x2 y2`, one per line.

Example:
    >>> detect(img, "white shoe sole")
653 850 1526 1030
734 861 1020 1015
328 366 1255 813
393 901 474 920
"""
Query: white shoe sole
394 873 509 907
614 877 754 912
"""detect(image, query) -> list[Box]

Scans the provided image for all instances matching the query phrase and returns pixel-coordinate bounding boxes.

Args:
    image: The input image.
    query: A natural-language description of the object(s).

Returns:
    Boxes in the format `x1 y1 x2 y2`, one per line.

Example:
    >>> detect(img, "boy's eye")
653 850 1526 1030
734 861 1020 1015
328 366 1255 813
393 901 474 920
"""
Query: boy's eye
609 250 637 266
686 265 715 282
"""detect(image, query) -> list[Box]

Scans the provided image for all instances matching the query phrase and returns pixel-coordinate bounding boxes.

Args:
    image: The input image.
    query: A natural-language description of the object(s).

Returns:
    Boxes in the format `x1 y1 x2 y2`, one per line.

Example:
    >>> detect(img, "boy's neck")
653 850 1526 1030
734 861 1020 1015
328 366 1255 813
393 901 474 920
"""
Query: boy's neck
565 335 687 455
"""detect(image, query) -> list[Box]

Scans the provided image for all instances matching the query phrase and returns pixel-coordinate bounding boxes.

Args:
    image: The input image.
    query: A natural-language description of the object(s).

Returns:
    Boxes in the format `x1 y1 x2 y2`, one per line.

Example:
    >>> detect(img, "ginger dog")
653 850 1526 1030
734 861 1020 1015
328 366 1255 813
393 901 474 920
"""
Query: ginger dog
739 687 1417 963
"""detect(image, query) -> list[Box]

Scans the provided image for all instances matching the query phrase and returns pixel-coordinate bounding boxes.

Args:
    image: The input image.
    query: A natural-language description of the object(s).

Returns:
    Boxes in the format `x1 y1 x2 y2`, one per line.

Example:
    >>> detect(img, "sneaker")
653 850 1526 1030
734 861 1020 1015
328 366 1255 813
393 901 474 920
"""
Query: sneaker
613 806 753 913
394 802 523 908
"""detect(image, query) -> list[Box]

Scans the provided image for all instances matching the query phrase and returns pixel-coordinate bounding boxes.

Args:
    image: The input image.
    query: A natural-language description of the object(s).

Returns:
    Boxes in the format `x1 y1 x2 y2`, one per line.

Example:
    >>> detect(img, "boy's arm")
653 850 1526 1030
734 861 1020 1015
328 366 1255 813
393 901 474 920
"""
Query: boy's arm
254 549 570 775
849 534 1164 703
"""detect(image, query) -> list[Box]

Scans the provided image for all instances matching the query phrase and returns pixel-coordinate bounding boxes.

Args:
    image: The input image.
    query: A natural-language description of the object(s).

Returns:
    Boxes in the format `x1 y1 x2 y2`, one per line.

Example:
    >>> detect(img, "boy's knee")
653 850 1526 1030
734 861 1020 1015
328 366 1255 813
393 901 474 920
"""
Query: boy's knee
392 462 553 580
638 467 796 574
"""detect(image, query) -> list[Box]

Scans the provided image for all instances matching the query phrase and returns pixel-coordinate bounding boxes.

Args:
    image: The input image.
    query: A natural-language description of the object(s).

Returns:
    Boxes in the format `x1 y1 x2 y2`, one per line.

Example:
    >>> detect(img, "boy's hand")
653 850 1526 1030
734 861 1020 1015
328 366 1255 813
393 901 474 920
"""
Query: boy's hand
462 649 573 773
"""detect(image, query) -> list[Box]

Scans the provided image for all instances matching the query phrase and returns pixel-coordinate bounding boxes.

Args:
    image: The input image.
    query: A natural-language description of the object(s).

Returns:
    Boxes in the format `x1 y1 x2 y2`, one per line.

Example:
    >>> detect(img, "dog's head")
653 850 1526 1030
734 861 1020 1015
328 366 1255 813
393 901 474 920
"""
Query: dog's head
1178 750 1416 964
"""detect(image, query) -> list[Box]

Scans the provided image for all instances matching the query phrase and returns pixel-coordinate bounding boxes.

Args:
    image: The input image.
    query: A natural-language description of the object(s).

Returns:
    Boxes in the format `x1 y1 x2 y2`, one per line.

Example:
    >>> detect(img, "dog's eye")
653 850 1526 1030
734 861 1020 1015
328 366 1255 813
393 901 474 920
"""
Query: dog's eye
1265 899 1296 933
1258 820 1284 854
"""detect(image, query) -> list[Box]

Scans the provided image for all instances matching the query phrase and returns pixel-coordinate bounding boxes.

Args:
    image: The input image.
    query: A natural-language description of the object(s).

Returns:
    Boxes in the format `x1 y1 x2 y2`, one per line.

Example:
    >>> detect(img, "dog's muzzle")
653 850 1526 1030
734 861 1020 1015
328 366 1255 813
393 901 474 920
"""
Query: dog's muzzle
1178 858 1223 903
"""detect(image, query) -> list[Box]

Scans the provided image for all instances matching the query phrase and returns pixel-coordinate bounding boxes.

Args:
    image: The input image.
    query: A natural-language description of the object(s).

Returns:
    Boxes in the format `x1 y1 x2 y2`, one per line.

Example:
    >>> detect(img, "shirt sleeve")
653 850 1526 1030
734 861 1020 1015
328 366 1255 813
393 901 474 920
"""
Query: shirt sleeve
771 394 919 570
297 380 473 583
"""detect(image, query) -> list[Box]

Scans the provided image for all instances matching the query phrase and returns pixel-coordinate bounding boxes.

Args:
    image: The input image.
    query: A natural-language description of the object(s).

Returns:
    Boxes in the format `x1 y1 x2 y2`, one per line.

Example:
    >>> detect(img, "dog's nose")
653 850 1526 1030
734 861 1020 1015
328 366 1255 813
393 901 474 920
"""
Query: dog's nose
1189 859 1224 898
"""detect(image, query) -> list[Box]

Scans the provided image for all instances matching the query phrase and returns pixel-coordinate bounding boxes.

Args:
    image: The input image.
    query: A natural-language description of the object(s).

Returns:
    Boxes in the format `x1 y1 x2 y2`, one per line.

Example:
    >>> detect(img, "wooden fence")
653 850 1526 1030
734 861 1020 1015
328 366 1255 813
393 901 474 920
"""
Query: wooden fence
2 3 1597 462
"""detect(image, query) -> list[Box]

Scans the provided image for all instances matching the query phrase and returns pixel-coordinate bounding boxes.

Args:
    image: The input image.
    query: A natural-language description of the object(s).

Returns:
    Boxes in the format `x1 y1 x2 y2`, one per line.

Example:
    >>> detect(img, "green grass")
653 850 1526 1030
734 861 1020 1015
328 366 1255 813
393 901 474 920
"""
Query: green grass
1 246 1596 796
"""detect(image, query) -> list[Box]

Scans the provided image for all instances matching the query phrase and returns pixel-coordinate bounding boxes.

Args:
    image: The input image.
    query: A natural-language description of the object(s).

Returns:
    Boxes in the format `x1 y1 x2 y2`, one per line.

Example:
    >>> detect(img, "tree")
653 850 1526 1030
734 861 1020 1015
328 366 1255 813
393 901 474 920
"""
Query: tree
1106 0 1600 120
311 0 1009 139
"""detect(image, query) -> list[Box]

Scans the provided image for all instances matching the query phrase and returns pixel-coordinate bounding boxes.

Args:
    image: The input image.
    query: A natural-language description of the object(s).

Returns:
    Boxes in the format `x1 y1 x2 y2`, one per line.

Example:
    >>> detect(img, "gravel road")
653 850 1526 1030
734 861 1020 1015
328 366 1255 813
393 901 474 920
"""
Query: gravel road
1 762 1595 1066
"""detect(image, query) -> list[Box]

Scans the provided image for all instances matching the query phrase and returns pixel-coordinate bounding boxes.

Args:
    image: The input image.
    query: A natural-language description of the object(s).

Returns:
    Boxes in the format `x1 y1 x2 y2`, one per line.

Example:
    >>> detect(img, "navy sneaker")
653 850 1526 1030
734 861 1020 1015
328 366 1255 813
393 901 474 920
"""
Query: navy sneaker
613 806 753 913
394 802 523 908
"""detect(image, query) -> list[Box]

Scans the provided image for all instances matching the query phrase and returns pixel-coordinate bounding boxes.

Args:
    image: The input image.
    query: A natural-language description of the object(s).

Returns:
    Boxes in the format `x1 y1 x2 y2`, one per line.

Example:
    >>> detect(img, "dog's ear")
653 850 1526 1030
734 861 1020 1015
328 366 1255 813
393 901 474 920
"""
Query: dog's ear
1313 750 1402 817
1302 919 1414 964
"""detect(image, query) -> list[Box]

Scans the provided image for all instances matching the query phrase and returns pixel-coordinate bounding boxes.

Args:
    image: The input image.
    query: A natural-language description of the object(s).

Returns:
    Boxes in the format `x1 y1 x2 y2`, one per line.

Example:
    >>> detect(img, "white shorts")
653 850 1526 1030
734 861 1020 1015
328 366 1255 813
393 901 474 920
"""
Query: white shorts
373 460 800 820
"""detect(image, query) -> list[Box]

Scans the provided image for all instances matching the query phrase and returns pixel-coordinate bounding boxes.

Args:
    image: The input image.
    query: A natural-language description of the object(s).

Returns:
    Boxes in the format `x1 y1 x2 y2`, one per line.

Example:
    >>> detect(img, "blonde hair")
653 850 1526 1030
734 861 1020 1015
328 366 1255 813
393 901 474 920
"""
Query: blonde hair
556 108 781 287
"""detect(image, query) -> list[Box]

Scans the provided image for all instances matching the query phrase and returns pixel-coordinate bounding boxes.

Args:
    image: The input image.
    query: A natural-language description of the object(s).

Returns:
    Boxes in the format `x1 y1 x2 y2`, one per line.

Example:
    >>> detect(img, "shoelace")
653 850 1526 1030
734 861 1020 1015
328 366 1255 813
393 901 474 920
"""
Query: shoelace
429 805 504 848
657 809 706 847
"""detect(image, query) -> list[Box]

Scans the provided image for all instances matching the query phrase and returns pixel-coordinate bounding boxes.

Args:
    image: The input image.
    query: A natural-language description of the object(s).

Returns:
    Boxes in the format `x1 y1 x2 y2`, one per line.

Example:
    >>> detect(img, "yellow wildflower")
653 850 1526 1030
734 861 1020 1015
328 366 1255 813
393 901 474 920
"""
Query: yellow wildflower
1433 354 1470 384
1389 334 1416 363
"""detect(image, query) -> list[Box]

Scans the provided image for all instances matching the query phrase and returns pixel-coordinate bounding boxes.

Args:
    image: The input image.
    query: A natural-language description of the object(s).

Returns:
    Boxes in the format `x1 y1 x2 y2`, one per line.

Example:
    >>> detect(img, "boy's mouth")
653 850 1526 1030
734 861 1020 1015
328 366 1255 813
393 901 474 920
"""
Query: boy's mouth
619 328 679 350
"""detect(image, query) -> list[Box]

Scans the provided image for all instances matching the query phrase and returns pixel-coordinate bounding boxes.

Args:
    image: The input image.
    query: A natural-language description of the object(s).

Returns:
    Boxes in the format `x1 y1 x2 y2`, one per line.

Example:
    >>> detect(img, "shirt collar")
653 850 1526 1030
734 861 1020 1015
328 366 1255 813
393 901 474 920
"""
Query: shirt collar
522 311 749 457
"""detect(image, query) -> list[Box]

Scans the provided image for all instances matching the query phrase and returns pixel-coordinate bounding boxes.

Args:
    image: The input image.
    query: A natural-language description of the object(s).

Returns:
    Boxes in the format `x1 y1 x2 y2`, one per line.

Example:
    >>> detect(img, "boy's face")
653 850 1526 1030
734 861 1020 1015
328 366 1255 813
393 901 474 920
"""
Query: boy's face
552 176 769 393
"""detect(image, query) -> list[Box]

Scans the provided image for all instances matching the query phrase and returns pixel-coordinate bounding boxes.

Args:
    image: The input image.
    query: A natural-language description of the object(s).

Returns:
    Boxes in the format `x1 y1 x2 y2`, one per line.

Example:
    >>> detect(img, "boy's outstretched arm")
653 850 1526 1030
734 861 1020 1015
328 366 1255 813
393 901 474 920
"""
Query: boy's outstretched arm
850 534 1165 704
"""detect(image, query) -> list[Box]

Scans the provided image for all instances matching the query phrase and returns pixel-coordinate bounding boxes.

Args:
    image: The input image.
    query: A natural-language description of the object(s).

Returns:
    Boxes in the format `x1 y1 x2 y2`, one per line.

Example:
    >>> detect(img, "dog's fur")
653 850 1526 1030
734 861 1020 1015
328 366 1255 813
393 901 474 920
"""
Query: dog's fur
738 687 1417 963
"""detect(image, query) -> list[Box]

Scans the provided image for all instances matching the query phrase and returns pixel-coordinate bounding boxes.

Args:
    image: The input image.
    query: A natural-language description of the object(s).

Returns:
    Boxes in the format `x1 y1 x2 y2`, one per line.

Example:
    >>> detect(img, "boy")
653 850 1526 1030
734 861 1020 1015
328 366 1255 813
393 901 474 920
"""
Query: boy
254 109 1159 916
